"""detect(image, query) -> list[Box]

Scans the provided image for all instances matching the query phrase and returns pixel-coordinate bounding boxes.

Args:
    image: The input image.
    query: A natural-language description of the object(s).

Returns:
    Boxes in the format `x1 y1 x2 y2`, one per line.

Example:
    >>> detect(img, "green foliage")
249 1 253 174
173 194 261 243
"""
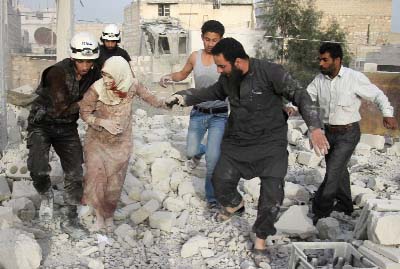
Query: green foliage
257 0 351 87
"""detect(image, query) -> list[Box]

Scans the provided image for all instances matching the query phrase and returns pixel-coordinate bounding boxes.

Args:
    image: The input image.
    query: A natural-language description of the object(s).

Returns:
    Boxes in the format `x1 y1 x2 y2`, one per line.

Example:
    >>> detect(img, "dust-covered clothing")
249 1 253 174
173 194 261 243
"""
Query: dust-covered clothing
176 58 322 239
80 62 165 218
97 45 131 68
27 58 101 200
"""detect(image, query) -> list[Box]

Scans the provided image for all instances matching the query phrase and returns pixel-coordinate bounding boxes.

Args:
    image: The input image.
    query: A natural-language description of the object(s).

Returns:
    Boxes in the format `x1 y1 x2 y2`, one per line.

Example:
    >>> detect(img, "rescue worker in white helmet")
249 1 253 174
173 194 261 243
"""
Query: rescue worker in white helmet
97 24 131 68
27 32 101 239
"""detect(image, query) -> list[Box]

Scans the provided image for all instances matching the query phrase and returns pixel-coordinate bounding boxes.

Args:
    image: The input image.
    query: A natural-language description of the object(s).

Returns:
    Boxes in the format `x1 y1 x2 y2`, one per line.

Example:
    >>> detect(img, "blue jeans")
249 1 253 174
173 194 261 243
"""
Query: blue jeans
186 110 227 203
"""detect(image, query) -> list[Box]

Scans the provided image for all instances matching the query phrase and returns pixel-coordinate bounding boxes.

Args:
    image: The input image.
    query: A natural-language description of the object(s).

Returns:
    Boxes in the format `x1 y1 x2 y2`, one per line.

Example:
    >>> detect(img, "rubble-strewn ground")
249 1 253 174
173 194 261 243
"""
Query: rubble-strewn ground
1 101 400 269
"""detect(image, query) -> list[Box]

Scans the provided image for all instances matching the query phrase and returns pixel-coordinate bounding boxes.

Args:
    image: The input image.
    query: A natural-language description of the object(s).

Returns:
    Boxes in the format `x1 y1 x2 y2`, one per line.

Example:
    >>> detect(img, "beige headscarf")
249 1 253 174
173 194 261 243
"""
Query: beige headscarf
93 56 134 105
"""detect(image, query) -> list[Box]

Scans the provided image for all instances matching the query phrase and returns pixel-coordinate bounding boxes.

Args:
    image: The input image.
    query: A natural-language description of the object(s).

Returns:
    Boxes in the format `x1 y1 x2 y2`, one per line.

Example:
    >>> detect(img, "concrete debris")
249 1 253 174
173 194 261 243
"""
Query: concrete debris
0 176 11 202
243 177 260 201
360 134 385 150
284 182 310 203
363 240 400 263
0 228 42 269
1 110 400 268
130 199 160 224
297 151 323 167
358 245 400 269
275 205 317 238
3 197 35 221
181 235 209 258
316 217 341 240
149 211 176 232
354 142 372 156
367 211 400 245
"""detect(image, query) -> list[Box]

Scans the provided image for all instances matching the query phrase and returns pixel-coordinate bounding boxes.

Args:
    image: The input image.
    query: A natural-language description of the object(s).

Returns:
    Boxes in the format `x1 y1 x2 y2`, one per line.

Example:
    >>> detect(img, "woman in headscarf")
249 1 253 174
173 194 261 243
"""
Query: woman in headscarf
79 56 167 232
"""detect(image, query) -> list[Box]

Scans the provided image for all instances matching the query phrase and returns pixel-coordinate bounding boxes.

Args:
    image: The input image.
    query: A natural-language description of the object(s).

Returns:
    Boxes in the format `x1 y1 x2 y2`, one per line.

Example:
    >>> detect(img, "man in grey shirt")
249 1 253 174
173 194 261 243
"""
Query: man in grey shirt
307 42 397 224
165 38 329 265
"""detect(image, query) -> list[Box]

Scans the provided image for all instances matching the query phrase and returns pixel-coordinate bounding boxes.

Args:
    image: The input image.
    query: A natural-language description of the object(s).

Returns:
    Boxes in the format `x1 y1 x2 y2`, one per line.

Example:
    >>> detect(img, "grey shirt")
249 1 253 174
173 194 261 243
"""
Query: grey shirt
193 49 227 109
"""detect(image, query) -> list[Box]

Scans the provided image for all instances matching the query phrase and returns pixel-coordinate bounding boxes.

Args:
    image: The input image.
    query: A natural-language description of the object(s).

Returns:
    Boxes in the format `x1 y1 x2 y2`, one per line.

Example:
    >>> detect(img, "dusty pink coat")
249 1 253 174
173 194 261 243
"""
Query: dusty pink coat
80 83 165 218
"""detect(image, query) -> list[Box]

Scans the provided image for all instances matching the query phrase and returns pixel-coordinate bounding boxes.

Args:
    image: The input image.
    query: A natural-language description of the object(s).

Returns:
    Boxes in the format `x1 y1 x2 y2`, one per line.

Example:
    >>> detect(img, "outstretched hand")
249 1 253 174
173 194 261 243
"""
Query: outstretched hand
309 128 330 156
165 94 185 108
159 74 173 88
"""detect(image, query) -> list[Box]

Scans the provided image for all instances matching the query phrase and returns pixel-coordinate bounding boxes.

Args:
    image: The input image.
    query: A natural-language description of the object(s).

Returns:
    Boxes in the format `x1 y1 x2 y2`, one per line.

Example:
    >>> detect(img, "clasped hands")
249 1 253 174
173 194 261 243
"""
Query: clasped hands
165 94 185 108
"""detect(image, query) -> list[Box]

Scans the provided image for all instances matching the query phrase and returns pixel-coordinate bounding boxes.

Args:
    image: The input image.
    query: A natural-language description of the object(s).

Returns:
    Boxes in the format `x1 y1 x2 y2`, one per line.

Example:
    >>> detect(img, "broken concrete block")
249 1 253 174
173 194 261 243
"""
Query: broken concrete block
363 240 400 263
316 217 340 240
123 173 144 193
0 228 42 269
177 210 190 228
359 245 400 269
243 177 260 201
284 182 310 203
12 180 40 207
114 203 141 221
6 162 30 179
181 235 209 258
178 181 196 197
135 142 181 164
275 205 317 239
355 193 378 207
149 211 176 232
360 134 385 150
163 197 186 212
169 171 186 192
140 190 166 204
0 176 11 202
3 197 35 221
367 177 387 192
303 169 323 186
354 142 372 156
128 185 144 201
150 157 180 183
368 211 400 245
287 129 303 145
87 258 104 269
351 185 374 201
114 223 136 238
387 142 400 156
0 206 21 228
131 157 148 178
130 199 160 224
297 151 322 167
142 230 154 247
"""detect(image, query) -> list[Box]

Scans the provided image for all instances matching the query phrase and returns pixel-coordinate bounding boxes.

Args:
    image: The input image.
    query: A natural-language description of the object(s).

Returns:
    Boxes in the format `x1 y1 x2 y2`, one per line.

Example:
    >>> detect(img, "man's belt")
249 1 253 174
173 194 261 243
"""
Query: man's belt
324 122 356 133
193 105 228 114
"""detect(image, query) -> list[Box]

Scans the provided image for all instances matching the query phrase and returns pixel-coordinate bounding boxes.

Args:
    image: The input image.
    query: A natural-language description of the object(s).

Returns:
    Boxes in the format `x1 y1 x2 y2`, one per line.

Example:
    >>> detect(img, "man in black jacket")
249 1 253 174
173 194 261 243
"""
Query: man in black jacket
27 32 101 238
166 38 329 265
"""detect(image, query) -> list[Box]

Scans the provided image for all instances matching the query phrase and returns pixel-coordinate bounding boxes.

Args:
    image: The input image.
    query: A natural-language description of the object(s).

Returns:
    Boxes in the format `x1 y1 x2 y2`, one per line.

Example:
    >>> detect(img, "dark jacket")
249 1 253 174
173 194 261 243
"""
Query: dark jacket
28 58 101 127
176 58 322 162
97 46 131 68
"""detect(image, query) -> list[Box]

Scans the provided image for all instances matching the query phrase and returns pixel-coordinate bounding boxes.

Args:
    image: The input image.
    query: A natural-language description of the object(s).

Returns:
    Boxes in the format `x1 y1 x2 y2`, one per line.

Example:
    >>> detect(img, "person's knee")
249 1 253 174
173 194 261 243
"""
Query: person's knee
31 173 51 194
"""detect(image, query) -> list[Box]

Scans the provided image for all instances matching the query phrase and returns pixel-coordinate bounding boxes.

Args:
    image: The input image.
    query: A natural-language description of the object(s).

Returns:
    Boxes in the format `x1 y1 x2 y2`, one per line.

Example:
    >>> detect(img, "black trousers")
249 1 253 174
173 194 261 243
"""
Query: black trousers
27 124 83 205
312 123 361 218
212 152 285 240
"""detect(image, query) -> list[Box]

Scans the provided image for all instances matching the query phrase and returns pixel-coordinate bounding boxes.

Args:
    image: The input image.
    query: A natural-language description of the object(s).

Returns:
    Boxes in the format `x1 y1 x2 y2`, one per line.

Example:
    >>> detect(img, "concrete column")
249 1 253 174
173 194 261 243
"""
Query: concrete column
0 1 8 152
56 0 74 61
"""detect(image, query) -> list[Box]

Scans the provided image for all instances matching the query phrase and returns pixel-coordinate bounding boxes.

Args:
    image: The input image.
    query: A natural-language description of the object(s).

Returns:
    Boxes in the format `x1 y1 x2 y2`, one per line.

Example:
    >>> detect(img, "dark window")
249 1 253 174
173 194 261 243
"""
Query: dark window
159 36 170 54
158 4 170 16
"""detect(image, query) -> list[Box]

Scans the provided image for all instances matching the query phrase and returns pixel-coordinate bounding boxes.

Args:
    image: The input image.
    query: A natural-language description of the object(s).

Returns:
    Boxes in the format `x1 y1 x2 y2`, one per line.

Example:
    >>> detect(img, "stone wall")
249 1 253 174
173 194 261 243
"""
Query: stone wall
314 0 393 47
10 55 56 89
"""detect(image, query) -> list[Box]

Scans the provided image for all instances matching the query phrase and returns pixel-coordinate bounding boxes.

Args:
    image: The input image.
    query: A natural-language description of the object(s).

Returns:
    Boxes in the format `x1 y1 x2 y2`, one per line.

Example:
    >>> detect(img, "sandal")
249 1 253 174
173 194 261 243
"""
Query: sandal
252 248 271 266
214 205 245 222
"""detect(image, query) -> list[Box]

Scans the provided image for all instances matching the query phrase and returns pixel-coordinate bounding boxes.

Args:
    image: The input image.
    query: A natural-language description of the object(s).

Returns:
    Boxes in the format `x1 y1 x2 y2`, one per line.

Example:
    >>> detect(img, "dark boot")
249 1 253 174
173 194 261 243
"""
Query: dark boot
60 205 88 240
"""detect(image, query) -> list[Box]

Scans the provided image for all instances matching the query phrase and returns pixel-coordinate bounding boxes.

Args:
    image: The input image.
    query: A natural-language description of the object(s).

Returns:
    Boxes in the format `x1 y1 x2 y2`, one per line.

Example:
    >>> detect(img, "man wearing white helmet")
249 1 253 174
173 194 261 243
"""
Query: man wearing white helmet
27 32 101 238
97 24 131 68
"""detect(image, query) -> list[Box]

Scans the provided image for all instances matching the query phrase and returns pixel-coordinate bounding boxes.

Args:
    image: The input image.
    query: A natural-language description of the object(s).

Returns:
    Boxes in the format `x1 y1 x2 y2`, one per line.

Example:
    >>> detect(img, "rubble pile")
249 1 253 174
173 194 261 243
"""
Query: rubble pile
0 105 400 268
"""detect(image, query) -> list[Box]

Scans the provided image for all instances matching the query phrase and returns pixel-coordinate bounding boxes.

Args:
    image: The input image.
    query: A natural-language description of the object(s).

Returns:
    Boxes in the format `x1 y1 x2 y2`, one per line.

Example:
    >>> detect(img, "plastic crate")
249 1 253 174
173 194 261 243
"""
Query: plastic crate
288 242 378 269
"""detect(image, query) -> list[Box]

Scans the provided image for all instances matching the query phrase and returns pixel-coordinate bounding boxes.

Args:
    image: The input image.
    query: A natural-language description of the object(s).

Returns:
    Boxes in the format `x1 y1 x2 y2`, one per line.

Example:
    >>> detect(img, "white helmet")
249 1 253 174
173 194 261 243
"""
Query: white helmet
101 24 121 42
69 32 99 60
